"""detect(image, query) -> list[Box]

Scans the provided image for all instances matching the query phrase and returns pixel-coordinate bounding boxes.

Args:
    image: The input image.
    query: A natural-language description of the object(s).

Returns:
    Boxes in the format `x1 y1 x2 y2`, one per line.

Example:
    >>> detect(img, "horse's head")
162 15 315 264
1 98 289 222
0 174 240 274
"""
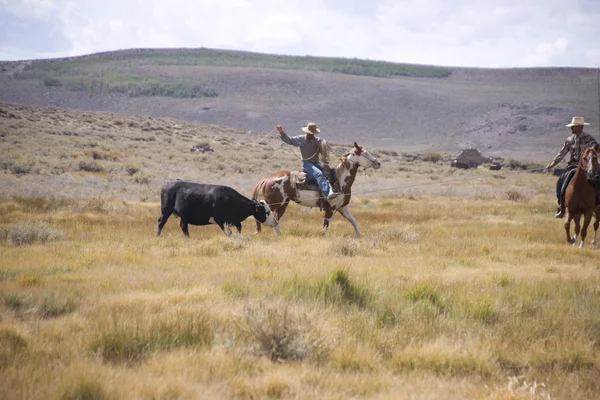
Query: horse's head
347 142 381 169
579 146 600 182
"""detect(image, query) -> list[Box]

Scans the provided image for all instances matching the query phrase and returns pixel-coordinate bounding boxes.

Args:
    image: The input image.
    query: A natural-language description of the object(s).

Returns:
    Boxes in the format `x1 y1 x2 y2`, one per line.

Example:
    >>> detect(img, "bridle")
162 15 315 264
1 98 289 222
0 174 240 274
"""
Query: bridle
351 150 379 170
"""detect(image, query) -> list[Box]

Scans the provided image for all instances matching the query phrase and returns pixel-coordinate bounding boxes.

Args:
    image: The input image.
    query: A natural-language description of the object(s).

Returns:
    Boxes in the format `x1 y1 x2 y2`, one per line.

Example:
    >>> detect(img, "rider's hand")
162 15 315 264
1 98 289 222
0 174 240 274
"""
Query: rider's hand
276 125 285 133
545 164 552 170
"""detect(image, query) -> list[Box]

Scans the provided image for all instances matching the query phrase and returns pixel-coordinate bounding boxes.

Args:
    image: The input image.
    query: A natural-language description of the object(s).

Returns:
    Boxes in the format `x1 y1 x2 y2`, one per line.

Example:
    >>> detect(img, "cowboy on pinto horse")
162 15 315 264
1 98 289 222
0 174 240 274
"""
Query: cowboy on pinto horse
276 122 339 202
546 116 600 218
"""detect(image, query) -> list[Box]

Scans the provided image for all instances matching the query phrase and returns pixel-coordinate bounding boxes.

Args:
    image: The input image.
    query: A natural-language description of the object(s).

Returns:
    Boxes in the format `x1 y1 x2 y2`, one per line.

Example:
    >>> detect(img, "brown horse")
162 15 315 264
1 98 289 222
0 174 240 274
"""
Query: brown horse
562 146 600 247
252 142 381 235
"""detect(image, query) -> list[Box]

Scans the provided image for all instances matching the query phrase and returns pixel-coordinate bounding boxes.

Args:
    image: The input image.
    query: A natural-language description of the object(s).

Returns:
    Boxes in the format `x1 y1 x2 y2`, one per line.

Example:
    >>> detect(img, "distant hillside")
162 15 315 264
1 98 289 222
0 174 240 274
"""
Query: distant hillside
0 101 548 202
1 48 599 161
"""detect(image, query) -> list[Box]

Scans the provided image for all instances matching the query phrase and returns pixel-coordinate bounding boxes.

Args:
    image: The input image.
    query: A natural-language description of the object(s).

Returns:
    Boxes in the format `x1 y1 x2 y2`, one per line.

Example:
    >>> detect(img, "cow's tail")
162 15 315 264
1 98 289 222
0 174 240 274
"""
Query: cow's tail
160 182 178 213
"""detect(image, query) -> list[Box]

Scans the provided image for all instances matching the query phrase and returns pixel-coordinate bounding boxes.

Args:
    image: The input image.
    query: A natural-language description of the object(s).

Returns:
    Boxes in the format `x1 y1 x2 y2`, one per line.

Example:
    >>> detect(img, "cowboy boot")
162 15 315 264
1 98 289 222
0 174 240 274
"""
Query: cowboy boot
554 207 563 218
327 188 339 200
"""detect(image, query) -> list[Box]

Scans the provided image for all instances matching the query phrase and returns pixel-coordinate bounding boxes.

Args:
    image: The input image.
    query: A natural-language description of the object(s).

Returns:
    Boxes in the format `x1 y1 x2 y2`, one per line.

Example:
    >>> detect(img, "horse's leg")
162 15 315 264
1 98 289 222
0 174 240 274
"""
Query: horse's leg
338 206 361 236
579 211 594 248
564 213 574 244
322 206 335 234
593 212 599 245
272 202 289 236
573 214 582 247
254 217 262 234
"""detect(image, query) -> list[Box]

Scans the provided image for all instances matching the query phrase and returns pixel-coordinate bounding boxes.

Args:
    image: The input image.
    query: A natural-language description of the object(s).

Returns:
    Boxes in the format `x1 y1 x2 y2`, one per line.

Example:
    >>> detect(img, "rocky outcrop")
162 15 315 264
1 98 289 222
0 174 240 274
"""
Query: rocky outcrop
450 148 491 169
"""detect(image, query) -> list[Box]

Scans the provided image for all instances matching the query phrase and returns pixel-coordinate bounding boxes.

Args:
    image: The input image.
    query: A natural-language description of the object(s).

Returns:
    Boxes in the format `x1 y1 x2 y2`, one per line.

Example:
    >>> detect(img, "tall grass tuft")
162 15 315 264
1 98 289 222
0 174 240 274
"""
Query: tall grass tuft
405 283 445 311
277 269 372 309
90 310 213 364
0 327 28 369
2 291 78 319
12 196 75 211
235 305 329 363
458 296 499 324
505 190 526 202
422 152 444 163
60 379 107 400
5 222 63 245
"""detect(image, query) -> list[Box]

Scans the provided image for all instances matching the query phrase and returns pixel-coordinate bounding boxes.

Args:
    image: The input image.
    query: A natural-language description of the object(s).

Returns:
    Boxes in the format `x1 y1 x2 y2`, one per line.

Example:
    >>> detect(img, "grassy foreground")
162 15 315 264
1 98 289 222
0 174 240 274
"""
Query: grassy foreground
1 192 599 400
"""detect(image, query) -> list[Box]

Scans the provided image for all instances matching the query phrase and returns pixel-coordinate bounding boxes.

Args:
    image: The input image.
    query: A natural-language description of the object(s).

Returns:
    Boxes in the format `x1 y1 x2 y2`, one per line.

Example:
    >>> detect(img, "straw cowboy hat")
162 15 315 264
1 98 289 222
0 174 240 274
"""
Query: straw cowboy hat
566 116 590 127
302 122 320 134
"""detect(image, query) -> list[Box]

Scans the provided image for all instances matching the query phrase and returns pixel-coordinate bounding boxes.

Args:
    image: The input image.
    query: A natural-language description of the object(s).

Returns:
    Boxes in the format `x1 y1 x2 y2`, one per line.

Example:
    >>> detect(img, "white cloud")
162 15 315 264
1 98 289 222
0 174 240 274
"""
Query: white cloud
0 0 599 67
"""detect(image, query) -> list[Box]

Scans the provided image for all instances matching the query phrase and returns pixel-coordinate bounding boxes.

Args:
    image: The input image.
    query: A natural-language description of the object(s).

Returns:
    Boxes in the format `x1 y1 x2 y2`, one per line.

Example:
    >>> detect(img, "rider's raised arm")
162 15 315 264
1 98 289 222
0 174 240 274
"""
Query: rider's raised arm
278 130 304 147
547 137 572 169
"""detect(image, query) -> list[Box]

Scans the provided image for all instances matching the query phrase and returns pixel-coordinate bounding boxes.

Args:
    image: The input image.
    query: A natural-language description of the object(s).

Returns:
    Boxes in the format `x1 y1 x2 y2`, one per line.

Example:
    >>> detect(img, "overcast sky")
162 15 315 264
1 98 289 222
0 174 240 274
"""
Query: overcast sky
1 0 599 68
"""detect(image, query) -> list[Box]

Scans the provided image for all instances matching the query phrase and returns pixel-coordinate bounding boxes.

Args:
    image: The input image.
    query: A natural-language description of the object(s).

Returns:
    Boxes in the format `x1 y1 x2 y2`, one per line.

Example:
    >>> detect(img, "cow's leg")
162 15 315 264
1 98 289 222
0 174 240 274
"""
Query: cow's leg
157 211 172 236
338 206 361 236
233 222 242 234
579 211 594 248
179 218 190 237
218 223 232 236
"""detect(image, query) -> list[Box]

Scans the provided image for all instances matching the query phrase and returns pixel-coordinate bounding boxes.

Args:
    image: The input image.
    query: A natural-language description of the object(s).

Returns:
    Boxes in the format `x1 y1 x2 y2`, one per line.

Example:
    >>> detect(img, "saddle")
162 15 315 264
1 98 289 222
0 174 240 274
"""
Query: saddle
293 168 337 191
290 168 337 210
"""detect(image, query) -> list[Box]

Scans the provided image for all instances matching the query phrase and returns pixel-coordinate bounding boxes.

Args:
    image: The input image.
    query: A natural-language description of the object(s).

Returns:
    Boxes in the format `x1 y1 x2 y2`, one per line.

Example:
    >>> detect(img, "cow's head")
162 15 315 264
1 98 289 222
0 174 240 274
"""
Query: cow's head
253 200 278 227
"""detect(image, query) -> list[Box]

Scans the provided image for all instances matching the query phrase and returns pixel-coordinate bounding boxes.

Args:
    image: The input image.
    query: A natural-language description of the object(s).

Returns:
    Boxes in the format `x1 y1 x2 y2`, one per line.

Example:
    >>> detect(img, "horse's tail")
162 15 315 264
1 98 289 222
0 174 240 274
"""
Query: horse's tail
252 177 267 202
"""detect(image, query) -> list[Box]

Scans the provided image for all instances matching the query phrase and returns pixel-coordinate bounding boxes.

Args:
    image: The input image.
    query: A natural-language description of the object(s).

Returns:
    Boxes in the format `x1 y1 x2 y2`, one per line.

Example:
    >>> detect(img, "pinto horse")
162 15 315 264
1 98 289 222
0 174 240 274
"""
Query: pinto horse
562 146 600 247
252 142 381 235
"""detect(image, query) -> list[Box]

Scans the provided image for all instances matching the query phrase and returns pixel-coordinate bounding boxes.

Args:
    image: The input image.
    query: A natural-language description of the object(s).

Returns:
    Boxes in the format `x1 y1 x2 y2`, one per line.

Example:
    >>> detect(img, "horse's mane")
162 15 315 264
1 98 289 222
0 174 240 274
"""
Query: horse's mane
337 147 360 164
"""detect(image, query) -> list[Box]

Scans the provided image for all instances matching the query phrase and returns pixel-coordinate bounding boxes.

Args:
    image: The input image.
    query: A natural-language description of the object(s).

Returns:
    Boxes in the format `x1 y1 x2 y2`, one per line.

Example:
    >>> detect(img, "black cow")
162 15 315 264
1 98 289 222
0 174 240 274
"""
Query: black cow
157 180 278 237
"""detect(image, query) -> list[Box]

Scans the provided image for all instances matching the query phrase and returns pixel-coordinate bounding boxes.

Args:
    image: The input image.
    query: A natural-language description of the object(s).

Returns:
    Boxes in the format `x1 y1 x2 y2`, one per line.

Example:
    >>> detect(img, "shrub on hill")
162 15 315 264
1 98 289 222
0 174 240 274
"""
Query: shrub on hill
66 74 218 98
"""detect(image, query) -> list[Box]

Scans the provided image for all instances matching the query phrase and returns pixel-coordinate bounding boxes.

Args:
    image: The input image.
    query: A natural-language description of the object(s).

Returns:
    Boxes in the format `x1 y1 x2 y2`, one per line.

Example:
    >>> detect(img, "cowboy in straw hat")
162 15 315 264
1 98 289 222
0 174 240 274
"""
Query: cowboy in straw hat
276 122 339 201
546 116 599 218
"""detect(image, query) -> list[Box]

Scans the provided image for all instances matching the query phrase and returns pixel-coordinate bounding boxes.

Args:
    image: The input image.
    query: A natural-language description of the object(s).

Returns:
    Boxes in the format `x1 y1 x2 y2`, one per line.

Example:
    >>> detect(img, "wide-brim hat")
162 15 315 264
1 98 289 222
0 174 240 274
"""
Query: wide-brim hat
302 122 320 134
566 116 590 127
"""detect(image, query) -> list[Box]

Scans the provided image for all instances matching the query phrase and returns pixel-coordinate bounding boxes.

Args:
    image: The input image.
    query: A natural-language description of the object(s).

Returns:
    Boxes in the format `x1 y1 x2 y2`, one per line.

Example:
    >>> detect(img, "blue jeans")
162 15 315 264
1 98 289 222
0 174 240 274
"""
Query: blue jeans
302 161 331 195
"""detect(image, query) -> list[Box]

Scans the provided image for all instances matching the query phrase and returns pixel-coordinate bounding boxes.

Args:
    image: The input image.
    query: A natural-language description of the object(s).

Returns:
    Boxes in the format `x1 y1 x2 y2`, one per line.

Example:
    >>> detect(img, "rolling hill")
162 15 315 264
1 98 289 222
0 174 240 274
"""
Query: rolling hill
1 48 599 161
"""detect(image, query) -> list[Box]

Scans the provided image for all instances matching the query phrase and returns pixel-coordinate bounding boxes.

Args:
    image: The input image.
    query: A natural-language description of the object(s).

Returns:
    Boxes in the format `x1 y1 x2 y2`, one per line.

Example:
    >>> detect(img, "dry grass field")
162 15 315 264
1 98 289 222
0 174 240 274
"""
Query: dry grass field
1 102 600 399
